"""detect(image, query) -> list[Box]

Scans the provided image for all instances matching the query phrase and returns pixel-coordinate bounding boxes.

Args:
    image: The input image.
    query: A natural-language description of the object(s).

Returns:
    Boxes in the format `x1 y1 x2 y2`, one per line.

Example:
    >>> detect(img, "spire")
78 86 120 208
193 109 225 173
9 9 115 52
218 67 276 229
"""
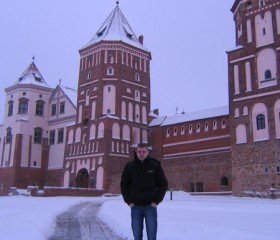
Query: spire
14 59 49 87
82 4 149 52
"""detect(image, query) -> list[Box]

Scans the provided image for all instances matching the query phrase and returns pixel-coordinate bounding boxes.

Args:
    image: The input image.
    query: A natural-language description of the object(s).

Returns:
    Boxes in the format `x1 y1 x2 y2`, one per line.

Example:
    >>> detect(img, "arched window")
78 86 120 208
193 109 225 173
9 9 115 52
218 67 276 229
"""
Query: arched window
107 67 114 75
256 114 265 130
174 127 177 136
221 177 229 187
264 69 272 80
166 128 170 137
135 73 140 81
34 127 43 143
205 123 209 131
6 128 12 143
18 98 29 114
87 71 92 80
8 101 13 116
213 121 217 130
35 100 45 116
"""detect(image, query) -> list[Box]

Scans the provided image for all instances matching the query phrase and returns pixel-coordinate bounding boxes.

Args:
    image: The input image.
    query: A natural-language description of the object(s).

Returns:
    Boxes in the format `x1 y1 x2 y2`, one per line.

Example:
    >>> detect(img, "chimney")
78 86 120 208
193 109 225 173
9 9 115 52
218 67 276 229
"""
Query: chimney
138 35 144 45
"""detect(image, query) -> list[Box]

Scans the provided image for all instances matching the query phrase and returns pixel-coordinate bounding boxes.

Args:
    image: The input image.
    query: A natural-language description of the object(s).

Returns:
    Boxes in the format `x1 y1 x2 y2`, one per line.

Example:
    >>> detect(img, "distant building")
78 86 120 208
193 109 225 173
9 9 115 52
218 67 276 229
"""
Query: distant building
0 0 279 196
0 61 77 194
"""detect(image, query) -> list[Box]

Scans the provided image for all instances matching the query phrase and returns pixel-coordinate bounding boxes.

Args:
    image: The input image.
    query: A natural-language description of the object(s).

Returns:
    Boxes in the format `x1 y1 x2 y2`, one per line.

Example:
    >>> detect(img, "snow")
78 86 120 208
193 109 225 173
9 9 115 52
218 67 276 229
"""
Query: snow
149 106 229 127
0 191 279 240
82 5 149 52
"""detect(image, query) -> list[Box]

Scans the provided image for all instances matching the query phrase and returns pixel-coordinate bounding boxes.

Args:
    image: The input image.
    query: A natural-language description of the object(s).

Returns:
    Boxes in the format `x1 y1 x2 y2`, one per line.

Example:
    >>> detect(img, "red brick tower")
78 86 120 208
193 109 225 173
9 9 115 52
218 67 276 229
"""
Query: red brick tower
62 3 152 193
228 0 280 195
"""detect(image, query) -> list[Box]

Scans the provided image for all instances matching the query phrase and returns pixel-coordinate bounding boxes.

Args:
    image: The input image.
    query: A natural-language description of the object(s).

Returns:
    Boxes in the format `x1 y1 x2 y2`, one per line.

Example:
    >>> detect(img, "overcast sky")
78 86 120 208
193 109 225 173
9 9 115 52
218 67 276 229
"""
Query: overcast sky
0 0 235 118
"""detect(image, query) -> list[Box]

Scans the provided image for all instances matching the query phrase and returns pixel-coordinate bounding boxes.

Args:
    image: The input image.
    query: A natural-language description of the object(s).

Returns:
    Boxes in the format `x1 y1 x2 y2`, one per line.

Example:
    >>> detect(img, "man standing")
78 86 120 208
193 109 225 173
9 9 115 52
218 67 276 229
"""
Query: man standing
120 143 168 240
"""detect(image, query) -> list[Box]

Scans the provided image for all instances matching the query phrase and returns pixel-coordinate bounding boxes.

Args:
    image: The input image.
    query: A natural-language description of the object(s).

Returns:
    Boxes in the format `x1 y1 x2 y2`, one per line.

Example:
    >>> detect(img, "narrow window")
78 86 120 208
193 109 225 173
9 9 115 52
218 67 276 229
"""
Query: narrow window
262 28 266 35
49 130 55 145
265 70 272 80
205 123 209 131
221 177 229 187
34 127 43 144
256 114 265 130
18 98 28 114
51 104 56 116
6 128 12 143
213 121 217 130
59 102 65 114
107 67 114 75
8 101 13 116
57 129 64 143
35 100 44 116
135 73 140 81
276 166 280 173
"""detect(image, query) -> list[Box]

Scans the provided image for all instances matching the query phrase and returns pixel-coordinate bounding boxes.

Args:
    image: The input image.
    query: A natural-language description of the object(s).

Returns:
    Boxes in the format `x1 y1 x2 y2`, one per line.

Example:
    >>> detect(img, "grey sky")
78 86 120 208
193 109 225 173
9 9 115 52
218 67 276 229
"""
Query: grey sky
0 0 235 118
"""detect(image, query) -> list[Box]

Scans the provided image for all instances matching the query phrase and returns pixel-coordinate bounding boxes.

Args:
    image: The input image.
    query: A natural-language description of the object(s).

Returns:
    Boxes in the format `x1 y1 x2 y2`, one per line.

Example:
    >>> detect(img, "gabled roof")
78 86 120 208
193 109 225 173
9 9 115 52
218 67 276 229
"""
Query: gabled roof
51 84 77 108
82 3 149 52
149 106 229 127
14 61 49 87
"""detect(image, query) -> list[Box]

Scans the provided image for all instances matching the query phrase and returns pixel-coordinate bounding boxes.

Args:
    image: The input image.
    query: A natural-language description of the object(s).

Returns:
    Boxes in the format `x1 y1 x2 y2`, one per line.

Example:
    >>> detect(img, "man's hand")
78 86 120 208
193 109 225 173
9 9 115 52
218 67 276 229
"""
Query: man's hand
151 202 157 208
129 203 135 208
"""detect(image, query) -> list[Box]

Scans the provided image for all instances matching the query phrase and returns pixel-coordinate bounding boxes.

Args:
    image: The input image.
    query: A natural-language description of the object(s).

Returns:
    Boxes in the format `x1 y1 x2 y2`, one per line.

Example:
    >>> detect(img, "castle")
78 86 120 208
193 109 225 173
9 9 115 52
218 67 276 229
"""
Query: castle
0 0 280 197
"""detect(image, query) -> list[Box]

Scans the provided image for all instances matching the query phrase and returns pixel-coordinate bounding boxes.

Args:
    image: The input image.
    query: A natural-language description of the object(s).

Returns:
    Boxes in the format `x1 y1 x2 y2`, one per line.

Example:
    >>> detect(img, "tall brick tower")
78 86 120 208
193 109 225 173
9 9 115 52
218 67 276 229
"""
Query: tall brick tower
62 3 152 192
228 0 280 195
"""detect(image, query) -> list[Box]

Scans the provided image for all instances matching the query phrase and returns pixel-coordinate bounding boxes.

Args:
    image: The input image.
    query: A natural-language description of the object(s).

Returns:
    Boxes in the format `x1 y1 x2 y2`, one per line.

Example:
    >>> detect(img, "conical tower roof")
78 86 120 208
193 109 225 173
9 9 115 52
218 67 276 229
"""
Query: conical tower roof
14 60 49 87
82 3 149 52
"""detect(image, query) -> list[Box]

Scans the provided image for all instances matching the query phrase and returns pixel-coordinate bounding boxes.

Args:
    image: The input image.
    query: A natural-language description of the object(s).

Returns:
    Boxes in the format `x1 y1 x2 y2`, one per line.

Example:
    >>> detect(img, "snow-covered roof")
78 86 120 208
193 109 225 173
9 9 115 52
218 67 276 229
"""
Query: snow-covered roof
14 61 50 87
149 106 229 127
61 85 77 107
81 4 149 52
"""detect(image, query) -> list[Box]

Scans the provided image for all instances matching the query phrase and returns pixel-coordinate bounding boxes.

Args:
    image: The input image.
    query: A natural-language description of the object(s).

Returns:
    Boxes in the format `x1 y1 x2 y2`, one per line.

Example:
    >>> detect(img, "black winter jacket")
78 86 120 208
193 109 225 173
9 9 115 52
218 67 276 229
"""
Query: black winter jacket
120 155 168 206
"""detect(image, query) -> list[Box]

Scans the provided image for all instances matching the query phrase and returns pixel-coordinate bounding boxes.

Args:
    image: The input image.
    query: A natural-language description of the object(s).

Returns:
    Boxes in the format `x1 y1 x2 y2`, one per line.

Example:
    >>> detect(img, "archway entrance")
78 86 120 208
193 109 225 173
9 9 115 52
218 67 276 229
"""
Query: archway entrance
76 168 89 188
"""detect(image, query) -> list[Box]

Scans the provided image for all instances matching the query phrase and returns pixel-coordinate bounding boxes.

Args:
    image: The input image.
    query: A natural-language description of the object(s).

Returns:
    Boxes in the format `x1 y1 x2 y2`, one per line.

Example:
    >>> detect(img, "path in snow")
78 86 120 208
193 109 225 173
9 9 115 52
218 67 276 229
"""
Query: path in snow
48 201 126 240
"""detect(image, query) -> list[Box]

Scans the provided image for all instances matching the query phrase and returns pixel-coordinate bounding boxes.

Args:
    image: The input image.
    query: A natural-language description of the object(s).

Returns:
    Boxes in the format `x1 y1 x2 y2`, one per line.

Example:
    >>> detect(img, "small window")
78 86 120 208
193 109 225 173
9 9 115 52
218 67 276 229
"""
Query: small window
135 73 140 81
18 98 28 114
264 70 272 80
265 167 269 174
35 100 44 116
276 166 280 174
189 125 193 133
8 101 13 117
262 28 266 35
166 129 170 137
87 71 92 80
213 121 217 130
256 114 265 130
51 104 56 116
221 177 229 187
222 119 226 129
34 127 43 144
49 130 55 145
205 123 209 131
181 126 185 135
197 124 200 132
174 127 177 136
6 128 12 144
107 67 114 75
59 102 65 114
57 129 64 143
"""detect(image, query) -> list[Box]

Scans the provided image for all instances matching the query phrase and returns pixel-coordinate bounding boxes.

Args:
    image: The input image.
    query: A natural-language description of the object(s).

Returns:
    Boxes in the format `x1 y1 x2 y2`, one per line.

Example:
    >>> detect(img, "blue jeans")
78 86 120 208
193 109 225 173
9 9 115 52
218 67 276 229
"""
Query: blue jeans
131 205 157 240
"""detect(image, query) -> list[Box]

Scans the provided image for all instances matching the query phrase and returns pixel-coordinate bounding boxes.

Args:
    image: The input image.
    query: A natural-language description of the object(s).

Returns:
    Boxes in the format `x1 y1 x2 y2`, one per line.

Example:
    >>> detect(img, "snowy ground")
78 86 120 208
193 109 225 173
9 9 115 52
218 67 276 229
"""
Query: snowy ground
0 191 279 240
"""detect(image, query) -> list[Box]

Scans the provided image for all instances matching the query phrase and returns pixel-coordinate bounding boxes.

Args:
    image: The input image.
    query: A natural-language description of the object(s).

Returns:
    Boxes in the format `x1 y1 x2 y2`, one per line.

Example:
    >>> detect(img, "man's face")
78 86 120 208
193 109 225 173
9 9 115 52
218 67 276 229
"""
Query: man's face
136 147 149 161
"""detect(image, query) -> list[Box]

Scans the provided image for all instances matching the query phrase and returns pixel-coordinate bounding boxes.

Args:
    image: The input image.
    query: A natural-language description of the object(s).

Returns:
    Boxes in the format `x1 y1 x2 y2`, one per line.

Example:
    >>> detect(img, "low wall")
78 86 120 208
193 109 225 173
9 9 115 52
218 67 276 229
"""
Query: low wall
27 186 105 197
